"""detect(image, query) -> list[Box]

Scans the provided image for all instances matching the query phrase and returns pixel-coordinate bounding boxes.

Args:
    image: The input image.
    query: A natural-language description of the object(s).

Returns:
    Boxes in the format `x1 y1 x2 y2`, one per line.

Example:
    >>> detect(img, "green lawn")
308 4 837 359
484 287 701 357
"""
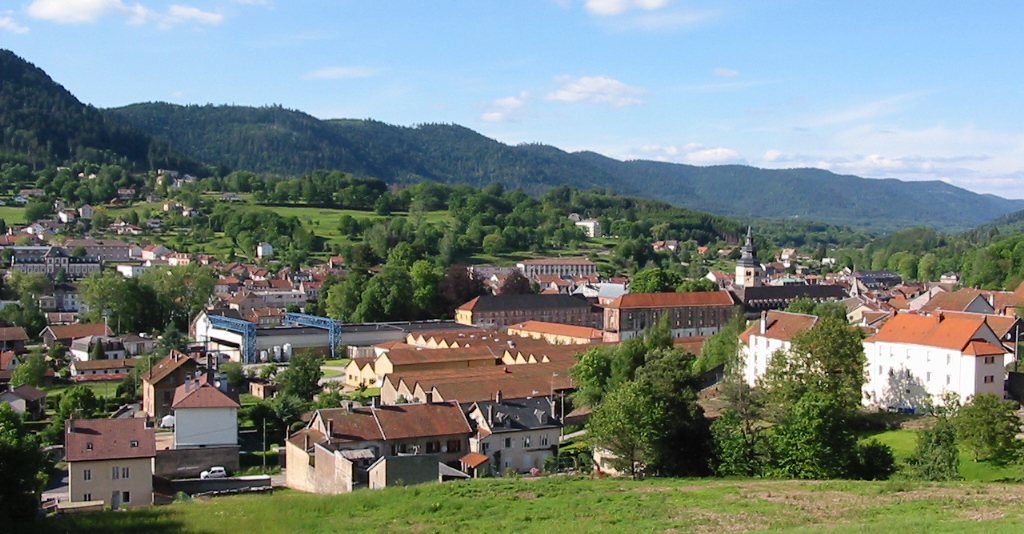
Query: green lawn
27 477 1024 534
864 428 1024 482
321 368 344 377
0 205 27 224
321 358 351 368
43 380 119 399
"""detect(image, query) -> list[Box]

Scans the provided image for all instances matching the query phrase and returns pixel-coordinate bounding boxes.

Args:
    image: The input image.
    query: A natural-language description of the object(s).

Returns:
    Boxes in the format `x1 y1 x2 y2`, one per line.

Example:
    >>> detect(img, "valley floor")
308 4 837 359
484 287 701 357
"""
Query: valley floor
24 476 1024 534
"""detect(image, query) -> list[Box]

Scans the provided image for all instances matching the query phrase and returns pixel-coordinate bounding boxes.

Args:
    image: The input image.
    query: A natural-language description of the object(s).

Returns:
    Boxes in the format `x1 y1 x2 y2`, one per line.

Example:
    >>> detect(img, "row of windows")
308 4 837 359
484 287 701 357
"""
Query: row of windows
502 434 550 449
81 491 130 503
82 466 131 481
878 367 997 386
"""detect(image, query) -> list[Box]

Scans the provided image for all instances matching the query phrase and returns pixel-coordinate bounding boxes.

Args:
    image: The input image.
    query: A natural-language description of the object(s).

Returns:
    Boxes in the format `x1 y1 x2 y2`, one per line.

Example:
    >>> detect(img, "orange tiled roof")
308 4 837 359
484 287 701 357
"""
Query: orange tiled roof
507 321 603 340
866 313 1004 352
738 311 819 344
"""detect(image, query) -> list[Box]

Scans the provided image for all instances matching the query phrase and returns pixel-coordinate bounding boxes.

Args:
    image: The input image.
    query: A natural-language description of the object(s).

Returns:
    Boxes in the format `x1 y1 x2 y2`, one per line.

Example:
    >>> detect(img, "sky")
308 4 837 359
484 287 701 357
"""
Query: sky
2 0 1023 198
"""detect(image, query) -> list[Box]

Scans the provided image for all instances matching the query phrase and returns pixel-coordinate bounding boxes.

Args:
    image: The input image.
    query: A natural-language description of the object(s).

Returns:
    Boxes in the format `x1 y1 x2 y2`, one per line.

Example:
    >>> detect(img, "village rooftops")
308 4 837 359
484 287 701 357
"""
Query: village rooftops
65 418 156 463
605 291 736 310
313 401 471 444
172 378 240 409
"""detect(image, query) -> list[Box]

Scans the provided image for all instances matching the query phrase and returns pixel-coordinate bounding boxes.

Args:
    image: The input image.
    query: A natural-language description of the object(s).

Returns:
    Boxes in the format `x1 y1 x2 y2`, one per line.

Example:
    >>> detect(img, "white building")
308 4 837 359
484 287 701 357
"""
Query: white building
862 313 1012 412
516 259 597 279
739 310 820 387
573 219 602 238
256 242 274 259
172 378 240 448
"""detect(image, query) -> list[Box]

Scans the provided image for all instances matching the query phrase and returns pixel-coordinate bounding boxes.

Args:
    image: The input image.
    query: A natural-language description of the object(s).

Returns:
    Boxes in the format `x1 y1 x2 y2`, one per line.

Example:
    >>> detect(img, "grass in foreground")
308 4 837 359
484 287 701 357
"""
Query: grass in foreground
26 477 1024 534
865 428 1024 482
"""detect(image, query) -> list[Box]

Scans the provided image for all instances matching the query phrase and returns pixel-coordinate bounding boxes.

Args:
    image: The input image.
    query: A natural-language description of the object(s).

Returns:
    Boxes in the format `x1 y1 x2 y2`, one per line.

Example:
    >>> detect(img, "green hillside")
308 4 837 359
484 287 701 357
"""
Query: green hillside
0 49 200 173
108 102 1024 233
27 477 1024 534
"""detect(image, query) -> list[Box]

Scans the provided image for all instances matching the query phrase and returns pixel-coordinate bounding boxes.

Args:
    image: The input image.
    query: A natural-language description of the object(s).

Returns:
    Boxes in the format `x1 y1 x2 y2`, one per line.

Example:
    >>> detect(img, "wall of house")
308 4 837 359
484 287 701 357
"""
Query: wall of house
68 457 153 508
741 335 794 387
313 444 354 494
154 446 240 478
368 454 439 489
474 429 558 473
284 440 317 493
174 407 238 448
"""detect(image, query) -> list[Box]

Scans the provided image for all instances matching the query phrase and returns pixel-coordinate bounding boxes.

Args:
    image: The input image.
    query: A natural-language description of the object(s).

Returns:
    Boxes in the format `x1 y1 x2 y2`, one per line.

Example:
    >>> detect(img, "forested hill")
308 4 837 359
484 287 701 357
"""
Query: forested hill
0 49 200 173
108 102 1024 233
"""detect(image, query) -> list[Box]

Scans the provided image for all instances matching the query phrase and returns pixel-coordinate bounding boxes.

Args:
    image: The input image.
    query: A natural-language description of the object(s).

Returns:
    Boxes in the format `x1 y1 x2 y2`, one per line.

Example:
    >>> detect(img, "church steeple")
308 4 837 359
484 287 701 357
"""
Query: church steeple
735 226 762 287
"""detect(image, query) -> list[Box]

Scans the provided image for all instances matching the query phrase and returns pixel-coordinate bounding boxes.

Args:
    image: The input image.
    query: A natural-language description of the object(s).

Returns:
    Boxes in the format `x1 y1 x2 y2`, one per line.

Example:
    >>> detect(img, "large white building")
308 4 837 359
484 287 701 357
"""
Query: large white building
739 310 820 387
862 313 1012 412
172 378 240 449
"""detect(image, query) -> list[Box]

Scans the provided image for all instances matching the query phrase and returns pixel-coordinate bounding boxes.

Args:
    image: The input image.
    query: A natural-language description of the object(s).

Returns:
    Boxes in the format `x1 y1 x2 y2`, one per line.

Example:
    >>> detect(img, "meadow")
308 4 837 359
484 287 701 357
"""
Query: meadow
25 476 1024 534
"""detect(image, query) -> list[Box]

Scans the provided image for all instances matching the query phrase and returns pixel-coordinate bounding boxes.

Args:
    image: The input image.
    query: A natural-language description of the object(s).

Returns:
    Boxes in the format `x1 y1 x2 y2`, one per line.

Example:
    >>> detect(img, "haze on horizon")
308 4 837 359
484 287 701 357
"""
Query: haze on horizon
4 1 1022 198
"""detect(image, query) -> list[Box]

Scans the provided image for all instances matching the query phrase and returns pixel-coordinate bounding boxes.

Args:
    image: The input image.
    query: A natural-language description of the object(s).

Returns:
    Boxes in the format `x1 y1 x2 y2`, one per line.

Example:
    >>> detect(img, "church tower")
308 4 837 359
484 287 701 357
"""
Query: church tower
735 226 762 287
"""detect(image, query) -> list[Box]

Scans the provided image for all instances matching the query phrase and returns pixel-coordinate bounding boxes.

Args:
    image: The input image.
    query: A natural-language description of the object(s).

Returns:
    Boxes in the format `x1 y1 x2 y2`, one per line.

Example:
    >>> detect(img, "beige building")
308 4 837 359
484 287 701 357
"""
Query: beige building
466 397 561 474
506 320 603 345
602 291 738 342
516 259 597 279
66 418 156 508
456 294 601 330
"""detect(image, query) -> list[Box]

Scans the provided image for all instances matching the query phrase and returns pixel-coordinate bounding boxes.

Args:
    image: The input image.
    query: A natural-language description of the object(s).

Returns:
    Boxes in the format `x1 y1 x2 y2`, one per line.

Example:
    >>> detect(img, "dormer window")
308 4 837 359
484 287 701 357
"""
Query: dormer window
130 440 139 448
86 443 93 450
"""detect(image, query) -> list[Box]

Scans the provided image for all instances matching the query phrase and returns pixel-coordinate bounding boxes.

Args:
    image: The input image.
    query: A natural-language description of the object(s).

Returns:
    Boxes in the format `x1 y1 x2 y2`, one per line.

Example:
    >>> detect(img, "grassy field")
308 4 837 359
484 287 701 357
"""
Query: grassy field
43 380 120 399
26 477 1024 534
866 428 1024 482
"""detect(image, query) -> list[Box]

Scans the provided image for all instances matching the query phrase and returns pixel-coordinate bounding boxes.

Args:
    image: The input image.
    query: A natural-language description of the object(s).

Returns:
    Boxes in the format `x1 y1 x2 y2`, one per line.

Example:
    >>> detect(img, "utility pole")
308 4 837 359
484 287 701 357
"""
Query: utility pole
262 419 267 473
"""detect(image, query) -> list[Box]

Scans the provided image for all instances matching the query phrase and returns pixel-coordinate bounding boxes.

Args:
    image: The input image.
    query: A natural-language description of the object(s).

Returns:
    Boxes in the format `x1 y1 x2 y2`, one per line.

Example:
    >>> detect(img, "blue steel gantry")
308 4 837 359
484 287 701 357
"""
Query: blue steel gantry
207 314 258 363
285 313 343 359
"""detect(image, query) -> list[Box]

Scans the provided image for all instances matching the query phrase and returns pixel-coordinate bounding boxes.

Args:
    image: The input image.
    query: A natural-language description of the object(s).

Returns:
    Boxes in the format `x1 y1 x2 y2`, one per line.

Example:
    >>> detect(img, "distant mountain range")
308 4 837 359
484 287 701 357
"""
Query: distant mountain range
2 48 1021 233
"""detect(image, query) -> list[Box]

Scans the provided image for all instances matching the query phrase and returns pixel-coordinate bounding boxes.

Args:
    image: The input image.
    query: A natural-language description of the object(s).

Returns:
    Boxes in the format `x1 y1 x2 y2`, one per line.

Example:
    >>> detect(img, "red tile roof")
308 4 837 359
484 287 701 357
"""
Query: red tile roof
866 313 1004 352
507 321 603 340
606 291 735 310
45 323 112 341
739 311 819 344
65 418 156 462
172 379 240 409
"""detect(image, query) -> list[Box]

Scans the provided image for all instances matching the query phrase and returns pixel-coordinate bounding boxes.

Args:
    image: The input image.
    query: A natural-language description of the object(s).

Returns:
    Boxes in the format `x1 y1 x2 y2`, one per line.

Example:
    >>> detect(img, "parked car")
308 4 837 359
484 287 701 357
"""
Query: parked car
200 466 227 479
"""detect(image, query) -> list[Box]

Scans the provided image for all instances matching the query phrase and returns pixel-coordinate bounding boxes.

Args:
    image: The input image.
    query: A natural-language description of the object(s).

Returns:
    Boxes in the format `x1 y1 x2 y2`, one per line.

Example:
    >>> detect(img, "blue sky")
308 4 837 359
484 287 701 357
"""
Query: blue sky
3 1 1023 198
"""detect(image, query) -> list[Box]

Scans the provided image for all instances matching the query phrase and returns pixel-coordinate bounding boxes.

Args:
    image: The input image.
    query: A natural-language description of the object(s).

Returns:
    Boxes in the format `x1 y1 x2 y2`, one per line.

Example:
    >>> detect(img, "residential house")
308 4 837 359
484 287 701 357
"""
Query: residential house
455 294 602 330
119 334 155 356
41 323 114 349
256 242 274 259
863 313 1014 412
70 336 128 361
602 291 738 342
574 219 602 238
739 311 820 387
70 358 137 381
64 238 133 262
172 376 240 449
466 397 561 474
0 326 28 352
66 418 156 509
141 351 205 419
78 204 94 219
285 401 472 494
0 384 46 420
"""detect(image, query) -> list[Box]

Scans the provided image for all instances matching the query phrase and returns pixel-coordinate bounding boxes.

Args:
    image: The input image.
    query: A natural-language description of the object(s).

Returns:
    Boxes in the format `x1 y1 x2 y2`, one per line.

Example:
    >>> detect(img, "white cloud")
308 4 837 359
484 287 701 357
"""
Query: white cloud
481 91 531 123
0 16 29 33
624 143 745 165
583 0 672 16
713 67 738 78
598 8 716 31
303 66 381 80
804 93 927 127
26 0 222 28
165 5 223 26
545 75 645 107
27 0 125 24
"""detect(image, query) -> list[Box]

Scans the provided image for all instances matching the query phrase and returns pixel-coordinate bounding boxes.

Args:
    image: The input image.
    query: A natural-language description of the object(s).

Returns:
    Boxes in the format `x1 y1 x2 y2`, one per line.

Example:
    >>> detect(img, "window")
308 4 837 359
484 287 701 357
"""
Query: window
984 375 995 384
83 469 91 481
523 435 532 448
926 372 932 382
112 466 120 480
122 491 130 504
446 439 462 453
122 467 130 479
541 435 549 447
946 375 951 385
504 437 512 448
482 442 490 454
426 441 440 454
984 356 996 364
83 493 92 501
86 443 93 451
130 440 139 448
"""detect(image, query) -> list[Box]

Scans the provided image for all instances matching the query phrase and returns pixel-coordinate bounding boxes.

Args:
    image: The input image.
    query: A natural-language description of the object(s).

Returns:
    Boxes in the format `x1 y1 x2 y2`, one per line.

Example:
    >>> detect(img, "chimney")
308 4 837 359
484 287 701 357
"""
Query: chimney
487 405 494 425
424 392 433 404
327 419 334 437
372 396 380 408
495 390 503 404
304 434 310 451
550 396 558 419
936 312 944 323
760 311 767 334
